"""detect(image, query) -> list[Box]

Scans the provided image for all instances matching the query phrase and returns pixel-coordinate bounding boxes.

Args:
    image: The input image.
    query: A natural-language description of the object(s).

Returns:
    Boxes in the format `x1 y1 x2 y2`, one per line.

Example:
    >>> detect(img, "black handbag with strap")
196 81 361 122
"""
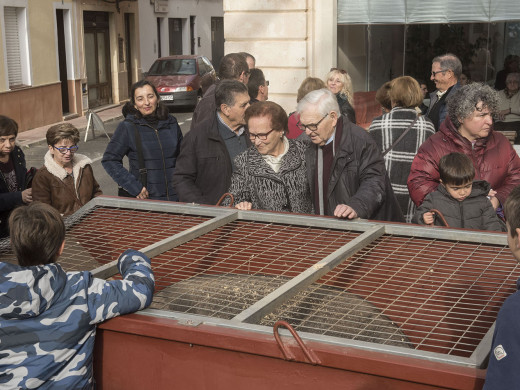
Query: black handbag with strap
118 121 147 197
382 117 419 157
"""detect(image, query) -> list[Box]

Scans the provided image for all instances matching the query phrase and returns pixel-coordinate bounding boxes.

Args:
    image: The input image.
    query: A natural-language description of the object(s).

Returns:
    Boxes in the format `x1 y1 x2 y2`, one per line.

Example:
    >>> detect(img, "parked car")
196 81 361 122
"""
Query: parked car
145 55 216 109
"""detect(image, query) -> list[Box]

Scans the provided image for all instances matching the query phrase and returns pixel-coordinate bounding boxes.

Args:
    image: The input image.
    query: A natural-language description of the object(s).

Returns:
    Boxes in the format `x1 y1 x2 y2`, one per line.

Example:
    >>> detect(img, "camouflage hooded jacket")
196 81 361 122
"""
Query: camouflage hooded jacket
0 249 155 389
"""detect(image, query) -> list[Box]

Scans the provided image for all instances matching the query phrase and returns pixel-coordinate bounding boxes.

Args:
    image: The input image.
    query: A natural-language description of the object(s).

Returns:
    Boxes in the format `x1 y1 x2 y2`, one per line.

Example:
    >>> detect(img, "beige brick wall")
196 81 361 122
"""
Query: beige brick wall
223 0 336 113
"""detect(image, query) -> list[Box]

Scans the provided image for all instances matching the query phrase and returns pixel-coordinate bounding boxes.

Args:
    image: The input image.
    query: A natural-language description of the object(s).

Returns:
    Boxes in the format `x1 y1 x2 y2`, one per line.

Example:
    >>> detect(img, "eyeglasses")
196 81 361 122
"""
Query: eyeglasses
265 80 269 86
330 67 347 75
54 145 78 154
248 128 276 141
297 113 329 132
431 69 449 77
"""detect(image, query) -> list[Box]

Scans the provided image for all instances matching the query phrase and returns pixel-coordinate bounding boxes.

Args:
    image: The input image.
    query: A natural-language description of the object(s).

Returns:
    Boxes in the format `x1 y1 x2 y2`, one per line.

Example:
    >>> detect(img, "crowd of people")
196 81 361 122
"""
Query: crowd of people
3 50 520 387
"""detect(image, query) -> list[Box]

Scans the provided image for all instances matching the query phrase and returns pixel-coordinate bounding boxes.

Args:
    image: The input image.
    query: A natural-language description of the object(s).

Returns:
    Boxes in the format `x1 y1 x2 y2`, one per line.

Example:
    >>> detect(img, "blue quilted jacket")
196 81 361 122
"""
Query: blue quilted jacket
102 114 183 200
0 249 155 389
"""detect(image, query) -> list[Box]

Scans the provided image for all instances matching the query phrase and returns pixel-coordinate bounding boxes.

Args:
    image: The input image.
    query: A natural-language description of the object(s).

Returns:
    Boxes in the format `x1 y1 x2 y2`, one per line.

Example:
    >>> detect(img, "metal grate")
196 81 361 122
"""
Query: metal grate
0 206 210 272
259 234 518 358
150 220 360 319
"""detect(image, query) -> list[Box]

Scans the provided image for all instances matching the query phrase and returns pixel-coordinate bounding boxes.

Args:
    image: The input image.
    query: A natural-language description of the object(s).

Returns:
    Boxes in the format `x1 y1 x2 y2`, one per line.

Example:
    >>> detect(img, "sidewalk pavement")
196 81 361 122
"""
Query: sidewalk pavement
16 104 124 148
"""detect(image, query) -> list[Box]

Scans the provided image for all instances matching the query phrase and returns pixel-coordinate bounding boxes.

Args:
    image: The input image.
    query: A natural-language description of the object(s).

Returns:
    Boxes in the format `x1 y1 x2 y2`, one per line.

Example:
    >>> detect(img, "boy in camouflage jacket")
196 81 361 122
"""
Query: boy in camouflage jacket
0 202 155 389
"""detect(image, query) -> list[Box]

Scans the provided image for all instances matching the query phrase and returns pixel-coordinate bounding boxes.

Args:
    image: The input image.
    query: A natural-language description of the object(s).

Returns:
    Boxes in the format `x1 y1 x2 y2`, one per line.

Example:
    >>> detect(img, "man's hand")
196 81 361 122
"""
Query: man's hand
235 201 252 210
137 187 149 200
21 188 32 204
423 211 434 225
334 204 358 219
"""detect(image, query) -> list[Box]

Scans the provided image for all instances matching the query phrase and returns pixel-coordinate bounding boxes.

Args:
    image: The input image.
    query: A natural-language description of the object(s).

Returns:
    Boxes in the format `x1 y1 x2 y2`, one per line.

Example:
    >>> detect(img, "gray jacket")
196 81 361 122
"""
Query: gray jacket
412 180 505 231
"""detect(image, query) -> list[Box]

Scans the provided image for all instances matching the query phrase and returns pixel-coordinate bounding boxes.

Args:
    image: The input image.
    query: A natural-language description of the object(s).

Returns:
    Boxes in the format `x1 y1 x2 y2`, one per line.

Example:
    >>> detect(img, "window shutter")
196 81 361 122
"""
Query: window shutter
4 7 23 87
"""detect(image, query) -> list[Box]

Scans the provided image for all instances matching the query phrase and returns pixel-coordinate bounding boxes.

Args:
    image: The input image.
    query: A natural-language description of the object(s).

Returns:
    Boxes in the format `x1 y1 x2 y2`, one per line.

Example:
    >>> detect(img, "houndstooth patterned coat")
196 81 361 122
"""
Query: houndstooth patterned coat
369 108 435 222
226 139 314 214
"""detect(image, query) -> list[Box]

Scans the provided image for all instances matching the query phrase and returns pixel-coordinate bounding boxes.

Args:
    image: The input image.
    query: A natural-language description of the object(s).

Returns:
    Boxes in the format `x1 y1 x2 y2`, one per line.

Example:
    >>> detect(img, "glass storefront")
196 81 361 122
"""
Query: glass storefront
338 21 520 92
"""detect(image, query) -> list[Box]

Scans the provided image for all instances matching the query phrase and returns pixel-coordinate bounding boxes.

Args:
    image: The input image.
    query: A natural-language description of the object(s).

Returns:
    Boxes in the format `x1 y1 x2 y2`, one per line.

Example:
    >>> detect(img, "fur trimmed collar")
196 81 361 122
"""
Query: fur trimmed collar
43 150 92 184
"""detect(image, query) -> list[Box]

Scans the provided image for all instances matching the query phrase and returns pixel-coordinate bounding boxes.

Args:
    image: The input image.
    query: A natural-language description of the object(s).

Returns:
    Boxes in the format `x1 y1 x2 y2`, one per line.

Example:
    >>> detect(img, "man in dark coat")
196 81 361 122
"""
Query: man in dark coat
426 53 462 131
173 80 251 205
190 53 250 131
297 89 404 222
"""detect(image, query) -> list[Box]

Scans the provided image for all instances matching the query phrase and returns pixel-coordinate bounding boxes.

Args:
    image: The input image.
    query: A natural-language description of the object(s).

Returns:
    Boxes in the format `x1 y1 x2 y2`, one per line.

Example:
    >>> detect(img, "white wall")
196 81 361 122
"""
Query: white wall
138 0 223 74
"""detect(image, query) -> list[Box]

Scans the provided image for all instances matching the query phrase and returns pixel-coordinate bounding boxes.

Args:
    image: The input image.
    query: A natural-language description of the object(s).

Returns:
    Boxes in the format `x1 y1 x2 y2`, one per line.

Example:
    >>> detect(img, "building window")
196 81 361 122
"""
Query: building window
3 6 30 88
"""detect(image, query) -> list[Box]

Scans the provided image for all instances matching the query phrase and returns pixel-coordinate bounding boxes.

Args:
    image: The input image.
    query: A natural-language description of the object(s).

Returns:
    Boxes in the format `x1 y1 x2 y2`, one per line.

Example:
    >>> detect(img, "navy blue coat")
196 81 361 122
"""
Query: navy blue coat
102 114 183 201
0 146 27 237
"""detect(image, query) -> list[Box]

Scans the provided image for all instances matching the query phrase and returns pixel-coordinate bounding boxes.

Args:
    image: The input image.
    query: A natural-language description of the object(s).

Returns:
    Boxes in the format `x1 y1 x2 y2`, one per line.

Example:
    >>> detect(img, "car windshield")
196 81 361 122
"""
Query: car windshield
148 59 196 76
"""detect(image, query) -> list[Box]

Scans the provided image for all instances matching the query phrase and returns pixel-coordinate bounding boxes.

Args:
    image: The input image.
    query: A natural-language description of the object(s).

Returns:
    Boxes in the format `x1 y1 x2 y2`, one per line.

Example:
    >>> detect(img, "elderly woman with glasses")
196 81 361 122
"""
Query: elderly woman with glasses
225 101 313 213
32 123 102 215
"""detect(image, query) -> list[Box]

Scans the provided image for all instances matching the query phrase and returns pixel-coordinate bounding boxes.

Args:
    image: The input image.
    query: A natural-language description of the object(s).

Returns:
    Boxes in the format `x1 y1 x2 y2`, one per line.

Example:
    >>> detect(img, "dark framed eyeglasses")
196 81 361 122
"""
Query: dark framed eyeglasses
248 128 276 141
297 113 329 132
54 145 78 154
431 69 449 77
330 67 347 75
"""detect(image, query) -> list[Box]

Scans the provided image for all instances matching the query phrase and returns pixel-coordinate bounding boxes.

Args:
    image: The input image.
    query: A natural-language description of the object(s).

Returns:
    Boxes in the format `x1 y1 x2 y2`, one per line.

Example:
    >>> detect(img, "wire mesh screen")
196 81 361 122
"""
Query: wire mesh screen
0 206 210 272
150 220 360 319
259 234 519 358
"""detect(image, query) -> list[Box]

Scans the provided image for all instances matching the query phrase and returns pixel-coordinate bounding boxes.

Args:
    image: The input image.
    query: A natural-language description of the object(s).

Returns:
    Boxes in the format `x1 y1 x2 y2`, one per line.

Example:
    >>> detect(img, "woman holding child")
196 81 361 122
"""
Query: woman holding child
408 83 520 213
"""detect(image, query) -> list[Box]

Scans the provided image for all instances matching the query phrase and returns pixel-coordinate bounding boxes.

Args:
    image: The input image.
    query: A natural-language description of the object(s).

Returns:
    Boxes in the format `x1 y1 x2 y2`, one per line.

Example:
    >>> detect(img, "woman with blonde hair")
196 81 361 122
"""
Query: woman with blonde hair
369 76 435 222
324 68 356 124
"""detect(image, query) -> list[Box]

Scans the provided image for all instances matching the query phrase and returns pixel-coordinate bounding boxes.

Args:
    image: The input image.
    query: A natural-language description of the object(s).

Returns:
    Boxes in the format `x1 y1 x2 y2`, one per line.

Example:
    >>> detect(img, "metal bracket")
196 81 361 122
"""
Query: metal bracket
273 320 321 365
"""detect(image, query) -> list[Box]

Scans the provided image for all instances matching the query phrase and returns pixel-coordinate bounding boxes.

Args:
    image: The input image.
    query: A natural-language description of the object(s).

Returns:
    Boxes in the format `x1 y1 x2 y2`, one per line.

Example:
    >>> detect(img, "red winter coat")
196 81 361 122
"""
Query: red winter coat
408 116 520 206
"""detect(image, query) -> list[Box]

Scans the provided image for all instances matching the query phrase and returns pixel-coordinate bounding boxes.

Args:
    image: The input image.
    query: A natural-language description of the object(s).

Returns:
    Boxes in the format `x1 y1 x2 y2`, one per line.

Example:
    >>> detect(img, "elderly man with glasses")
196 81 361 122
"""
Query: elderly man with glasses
426 53 462 131
296 88 403 222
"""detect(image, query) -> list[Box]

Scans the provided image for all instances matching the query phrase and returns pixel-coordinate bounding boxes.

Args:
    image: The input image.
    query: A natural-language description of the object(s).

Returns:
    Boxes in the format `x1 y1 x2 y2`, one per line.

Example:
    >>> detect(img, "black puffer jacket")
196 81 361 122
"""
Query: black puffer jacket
0 146 27 237
102 113 183 200
304 116 404 222
412 180 506 231
227 139 313 214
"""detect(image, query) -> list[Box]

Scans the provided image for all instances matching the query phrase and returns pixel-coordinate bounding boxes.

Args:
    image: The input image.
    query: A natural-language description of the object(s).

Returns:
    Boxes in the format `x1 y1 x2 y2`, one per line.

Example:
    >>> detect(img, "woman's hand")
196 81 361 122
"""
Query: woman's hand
137 187 149 200
21 188 32 204
423 212 434 225
235 201 252 210
334 204 358 219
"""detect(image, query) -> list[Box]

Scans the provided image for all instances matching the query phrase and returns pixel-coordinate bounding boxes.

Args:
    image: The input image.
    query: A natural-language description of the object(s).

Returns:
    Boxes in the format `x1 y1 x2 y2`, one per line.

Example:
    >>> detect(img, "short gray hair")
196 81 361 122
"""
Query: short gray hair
446 83 498 128
432 53 462 79
296 88 340 117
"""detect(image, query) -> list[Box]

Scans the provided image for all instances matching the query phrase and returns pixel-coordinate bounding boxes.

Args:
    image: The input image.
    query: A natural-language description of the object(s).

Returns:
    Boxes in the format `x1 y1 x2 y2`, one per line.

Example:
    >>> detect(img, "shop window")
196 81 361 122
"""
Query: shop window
338 22 520 93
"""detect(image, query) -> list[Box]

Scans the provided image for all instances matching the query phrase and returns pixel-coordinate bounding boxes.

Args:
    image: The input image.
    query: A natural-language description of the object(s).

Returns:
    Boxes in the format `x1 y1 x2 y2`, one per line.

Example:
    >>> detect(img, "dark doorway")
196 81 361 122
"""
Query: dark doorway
124 13 133 99
56 9 69 114
168 18 183 55
190 16 195 55
211 17 224 71
84 11 112 108
157 18 162 58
